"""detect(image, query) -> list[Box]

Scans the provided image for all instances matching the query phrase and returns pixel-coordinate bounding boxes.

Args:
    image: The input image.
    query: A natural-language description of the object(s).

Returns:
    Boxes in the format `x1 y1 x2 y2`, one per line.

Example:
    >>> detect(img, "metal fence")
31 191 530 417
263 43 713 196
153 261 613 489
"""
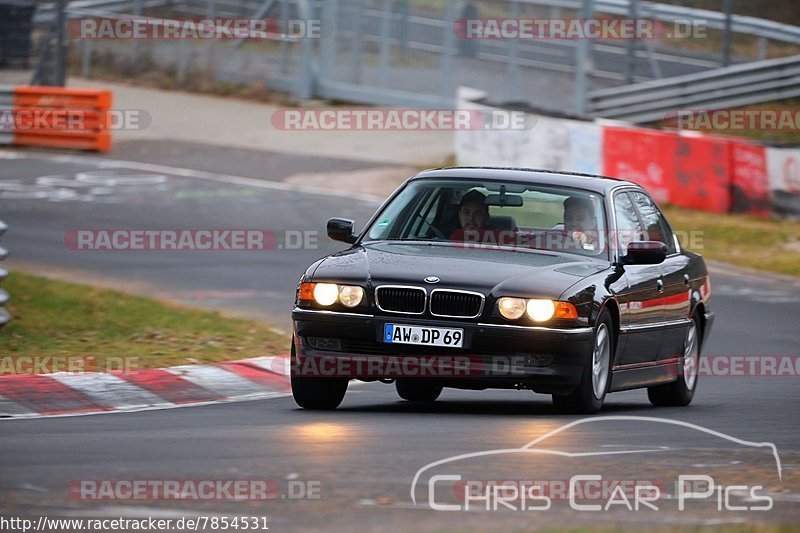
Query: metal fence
0 220 9 328
588 54 800 123
22 0 800 114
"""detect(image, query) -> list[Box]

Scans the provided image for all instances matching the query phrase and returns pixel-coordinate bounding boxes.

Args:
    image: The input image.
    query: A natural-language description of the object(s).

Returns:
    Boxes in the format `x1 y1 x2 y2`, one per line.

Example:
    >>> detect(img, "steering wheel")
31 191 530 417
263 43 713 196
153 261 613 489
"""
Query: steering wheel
413 213 448 240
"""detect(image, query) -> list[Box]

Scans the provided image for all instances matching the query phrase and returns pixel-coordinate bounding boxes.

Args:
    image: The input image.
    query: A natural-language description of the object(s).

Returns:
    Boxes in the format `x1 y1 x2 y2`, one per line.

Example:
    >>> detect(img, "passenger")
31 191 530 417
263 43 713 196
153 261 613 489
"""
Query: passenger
563 196 598 250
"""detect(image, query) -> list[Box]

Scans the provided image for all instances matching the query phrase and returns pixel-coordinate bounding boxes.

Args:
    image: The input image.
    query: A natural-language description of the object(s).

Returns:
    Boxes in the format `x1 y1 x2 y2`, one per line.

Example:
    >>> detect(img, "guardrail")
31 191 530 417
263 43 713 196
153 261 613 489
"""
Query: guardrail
588 54 800 123
0 86 112 151
35 0 800 45
0 220 9 329
592 0 800 46
28 0 800 113
33 0 168 23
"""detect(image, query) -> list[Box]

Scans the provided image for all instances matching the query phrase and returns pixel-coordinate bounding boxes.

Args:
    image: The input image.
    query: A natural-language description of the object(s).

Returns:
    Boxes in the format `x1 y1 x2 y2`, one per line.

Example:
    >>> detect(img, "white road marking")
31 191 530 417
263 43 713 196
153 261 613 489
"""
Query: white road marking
0 149 384 205
75 170 167 186
54 505 235 519
19 483 50 493
714 285 797 304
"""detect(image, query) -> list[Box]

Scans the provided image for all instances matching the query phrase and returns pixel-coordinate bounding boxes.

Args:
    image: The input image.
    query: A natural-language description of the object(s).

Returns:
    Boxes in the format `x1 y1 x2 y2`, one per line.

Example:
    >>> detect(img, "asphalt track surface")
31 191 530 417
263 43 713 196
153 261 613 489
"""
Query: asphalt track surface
1 146 799 531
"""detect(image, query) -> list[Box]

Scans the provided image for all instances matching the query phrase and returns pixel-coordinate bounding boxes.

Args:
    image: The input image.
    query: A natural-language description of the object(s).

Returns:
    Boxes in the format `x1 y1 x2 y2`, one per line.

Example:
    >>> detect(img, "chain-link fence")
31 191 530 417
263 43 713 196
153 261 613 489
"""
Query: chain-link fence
18 0 800 114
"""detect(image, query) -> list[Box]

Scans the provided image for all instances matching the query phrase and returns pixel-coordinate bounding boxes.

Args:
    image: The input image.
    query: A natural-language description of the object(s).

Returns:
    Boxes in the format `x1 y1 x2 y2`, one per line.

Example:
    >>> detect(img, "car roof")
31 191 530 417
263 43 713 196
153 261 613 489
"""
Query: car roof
411 167 636 195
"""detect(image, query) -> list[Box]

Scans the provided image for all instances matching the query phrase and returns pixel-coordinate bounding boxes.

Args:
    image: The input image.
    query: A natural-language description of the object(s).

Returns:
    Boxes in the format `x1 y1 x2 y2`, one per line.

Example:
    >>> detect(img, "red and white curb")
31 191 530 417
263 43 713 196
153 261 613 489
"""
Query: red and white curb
0 355 290 419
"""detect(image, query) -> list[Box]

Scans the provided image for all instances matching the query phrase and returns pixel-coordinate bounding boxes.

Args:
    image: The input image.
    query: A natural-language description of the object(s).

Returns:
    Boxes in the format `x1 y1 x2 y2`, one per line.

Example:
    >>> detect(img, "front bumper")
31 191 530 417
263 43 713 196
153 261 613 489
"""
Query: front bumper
291 308 594 393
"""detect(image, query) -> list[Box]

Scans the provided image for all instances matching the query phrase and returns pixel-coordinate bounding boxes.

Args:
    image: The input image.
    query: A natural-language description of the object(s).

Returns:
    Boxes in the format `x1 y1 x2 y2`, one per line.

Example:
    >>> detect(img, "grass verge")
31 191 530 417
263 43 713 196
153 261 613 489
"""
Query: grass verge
663 205 800 277
0 271 291 372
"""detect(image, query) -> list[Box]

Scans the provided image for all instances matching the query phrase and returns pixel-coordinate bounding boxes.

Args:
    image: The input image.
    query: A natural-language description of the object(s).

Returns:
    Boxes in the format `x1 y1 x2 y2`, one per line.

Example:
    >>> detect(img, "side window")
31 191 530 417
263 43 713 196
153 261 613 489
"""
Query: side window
613 191 644 254
629 191 677 254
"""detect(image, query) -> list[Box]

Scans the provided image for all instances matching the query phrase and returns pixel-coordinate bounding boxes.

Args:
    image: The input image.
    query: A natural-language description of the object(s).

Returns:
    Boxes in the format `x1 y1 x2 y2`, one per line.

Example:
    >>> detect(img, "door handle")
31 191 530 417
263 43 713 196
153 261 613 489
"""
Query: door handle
684 274 690 286
657 279 664 293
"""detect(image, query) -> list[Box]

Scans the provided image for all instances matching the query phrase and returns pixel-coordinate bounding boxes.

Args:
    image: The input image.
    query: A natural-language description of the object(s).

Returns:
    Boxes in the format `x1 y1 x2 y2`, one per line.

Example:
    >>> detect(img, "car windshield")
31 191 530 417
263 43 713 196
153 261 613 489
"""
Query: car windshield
363 179 608 259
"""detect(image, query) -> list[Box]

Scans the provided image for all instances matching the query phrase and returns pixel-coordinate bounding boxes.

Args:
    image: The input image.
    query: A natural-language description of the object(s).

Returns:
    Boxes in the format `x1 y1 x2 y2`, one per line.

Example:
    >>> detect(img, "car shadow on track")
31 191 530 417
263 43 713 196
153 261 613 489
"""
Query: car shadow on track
321 399 658 417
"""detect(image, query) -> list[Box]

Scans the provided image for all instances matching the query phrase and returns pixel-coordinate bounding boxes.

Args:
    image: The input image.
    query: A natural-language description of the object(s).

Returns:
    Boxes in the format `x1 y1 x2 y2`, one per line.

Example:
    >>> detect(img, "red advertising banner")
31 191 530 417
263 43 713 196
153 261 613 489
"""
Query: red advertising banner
730 142 771 217
671 133 731 213
602 126 677 203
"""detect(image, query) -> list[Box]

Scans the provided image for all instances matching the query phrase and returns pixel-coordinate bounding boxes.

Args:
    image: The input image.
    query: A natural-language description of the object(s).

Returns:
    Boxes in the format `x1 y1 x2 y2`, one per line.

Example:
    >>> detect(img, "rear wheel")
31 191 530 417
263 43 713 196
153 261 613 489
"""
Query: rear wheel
396 379 442 402
290 341 348 410
648 314 701 407
552 309 615 414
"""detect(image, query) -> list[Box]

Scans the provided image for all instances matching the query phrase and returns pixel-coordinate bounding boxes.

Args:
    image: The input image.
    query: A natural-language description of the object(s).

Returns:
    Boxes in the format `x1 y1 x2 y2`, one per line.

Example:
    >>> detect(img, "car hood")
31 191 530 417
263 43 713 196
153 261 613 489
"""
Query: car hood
310 242 608 299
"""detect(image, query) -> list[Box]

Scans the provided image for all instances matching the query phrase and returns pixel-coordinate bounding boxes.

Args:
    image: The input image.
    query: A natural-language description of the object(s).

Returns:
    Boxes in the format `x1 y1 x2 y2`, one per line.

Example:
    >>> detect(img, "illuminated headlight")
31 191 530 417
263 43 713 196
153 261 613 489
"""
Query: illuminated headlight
338 285 364 308
497 297 579 322
526 299 556 322
498 297 527 320
313 283 339 306
302 282 364 307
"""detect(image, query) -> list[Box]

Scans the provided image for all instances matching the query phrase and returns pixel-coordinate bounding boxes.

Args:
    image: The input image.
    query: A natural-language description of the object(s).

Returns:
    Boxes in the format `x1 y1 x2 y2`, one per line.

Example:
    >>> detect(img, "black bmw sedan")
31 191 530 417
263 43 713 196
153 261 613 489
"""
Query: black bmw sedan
290 167 714 413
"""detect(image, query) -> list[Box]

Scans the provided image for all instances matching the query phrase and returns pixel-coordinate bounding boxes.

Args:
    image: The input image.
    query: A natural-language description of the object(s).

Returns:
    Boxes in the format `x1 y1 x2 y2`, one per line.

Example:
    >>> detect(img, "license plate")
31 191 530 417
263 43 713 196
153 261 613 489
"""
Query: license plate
383 324 464 348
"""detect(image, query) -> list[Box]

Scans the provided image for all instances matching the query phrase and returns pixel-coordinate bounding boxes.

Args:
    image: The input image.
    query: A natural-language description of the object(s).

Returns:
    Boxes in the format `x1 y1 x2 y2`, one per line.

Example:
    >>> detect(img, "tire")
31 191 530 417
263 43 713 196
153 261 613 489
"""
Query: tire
648 314 701 407
552 309 615 414
290 341 348 410
396 379 442 402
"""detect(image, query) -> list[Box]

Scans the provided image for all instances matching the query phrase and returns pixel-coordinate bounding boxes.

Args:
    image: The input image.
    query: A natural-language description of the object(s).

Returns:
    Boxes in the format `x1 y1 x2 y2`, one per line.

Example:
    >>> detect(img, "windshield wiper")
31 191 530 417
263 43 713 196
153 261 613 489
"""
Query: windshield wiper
363 237 442 244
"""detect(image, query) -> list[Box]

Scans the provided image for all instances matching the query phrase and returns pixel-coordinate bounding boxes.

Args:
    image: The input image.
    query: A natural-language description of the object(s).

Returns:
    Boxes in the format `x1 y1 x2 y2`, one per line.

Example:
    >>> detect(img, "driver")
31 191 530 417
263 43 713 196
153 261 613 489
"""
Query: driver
458 190 489 231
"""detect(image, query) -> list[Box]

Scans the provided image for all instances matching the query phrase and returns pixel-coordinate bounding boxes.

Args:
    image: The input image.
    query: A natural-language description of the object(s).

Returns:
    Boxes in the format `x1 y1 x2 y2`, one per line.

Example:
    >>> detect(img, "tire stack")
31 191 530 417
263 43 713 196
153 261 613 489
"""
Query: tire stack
0 219 8 328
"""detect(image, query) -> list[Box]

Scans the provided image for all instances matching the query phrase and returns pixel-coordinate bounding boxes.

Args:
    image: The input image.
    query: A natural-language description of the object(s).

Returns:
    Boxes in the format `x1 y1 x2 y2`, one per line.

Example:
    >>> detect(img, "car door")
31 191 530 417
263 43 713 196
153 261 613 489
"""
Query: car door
629 191 691 361
611 190 665 367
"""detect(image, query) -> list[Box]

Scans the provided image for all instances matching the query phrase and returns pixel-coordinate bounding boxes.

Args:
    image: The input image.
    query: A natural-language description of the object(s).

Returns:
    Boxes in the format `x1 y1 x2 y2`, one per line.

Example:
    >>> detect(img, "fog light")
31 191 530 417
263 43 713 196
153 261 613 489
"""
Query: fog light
308 337 343 351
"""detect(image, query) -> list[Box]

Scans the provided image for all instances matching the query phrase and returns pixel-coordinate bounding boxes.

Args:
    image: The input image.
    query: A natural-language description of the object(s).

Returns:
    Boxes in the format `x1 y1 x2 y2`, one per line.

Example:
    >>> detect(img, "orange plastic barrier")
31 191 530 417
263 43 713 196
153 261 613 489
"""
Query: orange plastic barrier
9 86 112 152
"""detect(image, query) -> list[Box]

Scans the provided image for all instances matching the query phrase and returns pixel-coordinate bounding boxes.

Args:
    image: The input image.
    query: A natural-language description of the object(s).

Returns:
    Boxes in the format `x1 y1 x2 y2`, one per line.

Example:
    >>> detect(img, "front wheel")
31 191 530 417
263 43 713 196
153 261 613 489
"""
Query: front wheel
290 341 348 410
648 314 701 407
552 309 615 414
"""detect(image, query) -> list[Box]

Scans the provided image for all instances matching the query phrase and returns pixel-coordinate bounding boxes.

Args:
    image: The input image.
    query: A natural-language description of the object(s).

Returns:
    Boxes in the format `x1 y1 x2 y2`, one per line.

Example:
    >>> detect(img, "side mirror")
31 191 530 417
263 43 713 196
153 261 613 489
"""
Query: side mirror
624 241 667 265
327 218 357 244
